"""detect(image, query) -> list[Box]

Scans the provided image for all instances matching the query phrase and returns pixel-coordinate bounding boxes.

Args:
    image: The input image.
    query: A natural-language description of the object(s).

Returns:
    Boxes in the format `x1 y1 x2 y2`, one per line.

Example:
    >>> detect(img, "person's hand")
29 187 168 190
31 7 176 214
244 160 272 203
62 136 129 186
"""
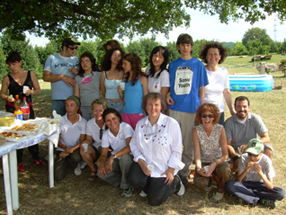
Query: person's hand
205 162 216 176
25 89 33 96
117 86 123 94
105 157 114 172
59 151 69 158
7 95 14 103
166 93 174 105
239 144 248 154
98 166 108 176
138 159 151 176
245 161 254 172
197 167 212 177
65 147 73 154
62 76 76 87
161 168 174 185
69 68 79 75
253 163 262 174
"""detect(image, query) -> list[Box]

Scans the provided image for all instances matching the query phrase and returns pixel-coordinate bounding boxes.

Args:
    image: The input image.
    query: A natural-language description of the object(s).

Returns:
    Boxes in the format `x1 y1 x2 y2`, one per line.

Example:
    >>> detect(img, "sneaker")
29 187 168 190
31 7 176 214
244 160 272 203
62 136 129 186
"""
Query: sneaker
18 163 25 172
212 192 224 201
74 163 82 176
121 187 134 197
33 159 46 167
80 160 87 169
260 199 277 209
177 175 185 196
139 190 147 197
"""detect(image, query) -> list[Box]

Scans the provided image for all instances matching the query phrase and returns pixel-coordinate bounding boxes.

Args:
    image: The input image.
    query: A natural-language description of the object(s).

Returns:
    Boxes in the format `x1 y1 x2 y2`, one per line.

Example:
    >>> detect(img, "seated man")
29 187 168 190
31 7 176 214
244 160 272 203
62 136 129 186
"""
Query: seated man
225 138 285 208
225 96 273 171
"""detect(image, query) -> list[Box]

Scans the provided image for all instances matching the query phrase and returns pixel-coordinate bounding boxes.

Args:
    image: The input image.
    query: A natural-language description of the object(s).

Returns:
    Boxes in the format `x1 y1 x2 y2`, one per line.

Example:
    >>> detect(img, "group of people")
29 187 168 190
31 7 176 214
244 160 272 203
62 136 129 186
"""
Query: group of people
1 34 285 207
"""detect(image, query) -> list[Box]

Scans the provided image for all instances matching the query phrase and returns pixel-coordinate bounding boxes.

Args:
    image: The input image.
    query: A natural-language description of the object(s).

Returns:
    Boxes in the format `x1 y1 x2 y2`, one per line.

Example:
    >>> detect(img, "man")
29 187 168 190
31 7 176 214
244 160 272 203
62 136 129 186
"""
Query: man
43 37 80 116
225 96 273 171
166 33 209 185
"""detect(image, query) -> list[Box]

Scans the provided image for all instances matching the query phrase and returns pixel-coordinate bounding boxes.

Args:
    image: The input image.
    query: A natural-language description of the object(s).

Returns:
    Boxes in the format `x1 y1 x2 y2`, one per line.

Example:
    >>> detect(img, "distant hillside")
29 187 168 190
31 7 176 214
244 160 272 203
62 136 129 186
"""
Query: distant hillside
222 42 235 49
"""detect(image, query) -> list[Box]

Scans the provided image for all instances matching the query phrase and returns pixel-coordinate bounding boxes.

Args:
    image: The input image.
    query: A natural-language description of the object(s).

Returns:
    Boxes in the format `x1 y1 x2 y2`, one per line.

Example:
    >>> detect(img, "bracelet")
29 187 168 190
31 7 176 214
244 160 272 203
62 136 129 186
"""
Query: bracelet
70 149 73 153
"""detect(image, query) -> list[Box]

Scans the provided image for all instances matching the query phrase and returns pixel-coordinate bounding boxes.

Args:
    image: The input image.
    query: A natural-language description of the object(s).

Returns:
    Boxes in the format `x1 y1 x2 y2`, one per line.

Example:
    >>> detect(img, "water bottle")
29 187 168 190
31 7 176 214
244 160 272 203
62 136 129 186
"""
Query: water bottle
14 95 23 120
20 97 30 120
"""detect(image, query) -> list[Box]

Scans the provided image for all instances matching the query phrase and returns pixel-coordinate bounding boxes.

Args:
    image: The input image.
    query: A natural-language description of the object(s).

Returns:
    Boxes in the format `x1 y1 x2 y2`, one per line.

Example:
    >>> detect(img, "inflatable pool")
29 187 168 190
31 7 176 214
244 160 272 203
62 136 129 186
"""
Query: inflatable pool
229 75 273 92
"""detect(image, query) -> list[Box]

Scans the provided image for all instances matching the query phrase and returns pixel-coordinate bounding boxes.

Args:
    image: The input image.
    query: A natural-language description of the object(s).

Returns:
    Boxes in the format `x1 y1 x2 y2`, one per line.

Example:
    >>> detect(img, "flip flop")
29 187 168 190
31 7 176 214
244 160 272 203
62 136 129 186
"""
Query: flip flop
88 171 97 182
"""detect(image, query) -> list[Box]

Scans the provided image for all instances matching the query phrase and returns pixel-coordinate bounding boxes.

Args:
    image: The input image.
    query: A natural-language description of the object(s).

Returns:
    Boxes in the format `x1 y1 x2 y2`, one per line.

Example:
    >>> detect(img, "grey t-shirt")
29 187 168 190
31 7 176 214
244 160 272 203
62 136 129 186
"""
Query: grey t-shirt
75 71 101 106
238 153 275 182
225 113 268 149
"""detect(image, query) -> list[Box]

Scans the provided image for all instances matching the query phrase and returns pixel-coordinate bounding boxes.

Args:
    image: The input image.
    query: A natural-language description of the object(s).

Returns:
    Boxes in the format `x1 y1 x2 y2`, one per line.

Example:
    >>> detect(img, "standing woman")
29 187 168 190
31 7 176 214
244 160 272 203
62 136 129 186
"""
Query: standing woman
118 53 148 129
145 46 170 99
193 103 230 201
199 42 235 125
128 93 185 206
100 48 125 114
97 108 134 197
0 51 44 172
80 99 108 182
74 51 101 120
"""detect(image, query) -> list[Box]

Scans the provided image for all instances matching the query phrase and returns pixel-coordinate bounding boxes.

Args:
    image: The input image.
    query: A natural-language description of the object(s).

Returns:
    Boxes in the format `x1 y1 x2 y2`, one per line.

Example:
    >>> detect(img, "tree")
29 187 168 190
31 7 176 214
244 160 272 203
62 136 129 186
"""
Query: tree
242 27 273 47
232 42 249 56
0 43 7 80
166 42 181 64
1 1 285 40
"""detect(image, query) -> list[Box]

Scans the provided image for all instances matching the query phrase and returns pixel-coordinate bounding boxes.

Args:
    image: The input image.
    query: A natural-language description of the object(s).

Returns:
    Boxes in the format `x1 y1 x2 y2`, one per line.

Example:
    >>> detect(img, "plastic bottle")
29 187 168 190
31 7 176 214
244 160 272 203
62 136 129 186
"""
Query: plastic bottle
14 95 23 120
20 97 30 120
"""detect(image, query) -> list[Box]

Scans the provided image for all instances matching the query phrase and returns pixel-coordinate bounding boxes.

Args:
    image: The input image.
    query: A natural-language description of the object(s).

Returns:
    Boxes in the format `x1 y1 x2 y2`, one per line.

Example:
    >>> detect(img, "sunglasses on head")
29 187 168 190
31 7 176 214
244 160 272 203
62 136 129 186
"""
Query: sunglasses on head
99 128 103 140
201 113 214 118
67 46 78 50
247 152 259 157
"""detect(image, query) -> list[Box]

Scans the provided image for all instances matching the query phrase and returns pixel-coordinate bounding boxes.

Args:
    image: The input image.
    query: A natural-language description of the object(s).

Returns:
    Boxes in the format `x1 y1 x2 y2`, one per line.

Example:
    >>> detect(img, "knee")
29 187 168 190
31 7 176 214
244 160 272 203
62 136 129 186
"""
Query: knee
194 176 209 189
119 154 132 165
217 162 231 179
276 187 286 200
225 180 236 191
148 197 164 206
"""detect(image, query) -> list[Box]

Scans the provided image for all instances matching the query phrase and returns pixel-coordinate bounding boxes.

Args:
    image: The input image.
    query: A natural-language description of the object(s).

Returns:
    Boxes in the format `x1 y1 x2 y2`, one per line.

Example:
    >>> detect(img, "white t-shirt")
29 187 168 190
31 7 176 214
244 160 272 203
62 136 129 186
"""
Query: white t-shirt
145 67 170 94
58 114 87 151
101 122 133 156
130 113 185 177
86 118 105 149
204 66 229 112
238 153 275 182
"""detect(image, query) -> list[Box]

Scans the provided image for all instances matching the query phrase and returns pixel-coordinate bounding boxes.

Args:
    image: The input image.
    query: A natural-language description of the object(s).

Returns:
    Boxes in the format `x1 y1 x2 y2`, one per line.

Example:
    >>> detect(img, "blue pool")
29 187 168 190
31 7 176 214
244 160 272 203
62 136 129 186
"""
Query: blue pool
229 75 273 92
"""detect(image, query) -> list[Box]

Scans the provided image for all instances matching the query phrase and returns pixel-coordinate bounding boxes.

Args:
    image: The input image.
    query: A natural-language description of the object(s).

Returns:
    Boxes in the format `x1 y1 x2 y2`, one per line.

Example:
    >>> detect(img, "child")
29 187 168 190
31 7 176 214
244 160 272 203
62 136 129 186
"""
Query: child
118 53 148 129
225 138 285 208
145 46 170 99
166 34 209 184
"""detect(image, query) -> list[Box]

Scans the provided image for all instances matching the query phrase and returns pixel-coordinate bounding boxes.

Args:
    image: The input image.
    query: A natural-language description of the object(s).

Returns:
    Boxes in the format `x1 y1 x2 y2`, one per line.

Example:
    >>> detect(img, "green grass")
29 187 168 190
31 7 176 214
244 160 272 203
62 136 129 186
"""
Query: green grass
0 56 286 214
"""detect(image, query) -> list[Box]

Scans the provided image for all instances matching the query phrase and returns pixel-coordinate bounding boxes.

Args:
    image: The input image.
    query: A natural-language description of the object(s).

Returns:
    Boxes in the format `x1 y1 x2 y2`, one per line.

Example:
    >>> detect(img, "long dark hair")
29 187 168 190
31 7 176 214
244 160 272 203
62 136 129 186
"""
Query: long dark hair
122 53 145 86
101 48 125 71
6 51 22 64
148 46 169 78
78 51 100 77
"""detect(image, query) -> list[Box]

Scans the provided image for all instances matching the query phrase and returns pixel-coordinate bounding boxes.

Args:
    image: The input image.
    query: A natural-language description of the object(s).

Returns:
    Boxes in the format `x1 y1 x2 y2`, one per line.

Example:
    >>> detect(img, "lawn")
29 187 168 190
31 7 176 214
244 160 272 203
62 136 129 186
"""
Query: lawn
0 55 286 215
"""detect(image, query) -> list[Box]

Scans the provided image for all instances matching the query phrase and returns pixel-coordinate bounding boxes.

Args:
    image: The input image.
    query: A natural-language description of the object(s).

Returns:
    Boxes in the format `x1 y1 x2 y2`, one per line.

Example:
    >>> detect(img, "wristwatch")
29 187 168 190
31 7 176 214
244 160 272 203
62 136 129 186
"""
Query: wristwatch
112 154 117 159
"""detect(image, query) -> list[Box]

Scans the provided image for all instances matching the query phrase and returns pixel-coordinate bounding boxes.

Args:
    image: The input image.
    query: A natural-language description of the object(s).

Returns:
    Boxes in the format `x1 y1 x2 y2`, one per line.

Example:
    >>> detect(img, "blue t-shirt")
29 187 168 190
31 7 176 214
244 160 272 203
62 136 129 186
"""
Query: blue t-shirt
123 78 144 114
44 53 79 100
169 57 208 113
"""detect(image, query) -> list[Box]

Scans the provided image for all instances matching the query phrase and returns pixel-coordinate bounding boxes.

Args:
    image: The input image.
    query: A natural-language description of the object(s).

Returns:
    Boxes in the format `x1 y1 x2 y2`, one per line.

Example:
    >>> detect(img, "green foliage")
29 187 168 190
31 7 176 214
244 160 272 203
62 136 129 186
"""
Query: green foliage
166 42 181 64
242 27 273 46
192 39 207 59
0 43 7 80
232 42 249 56
222 42 235 49
280 39 286 53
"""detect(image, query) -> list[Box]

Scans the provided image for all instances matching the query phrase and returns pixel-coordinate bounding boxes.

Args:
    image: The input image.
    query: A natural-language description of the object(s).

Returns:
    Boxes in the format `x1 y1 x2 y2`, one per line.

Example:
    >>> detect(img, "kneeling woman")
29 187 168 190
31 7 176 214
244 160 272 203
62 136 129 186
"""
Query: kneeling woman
55 96 86 181
193 103 230 201
128 93 185 206
97 108 134 197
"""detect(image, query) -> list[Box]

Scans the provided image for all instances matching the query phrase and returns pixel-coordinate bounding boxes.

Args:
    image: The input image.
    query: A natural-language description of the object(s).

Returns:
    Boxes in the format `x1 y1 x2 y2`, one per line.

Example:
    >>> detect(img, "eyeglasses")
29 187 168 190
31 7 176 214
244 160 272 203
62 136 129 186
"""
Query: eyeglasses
67 46 78 50
201 114 214 118
80 60 91 64
100 128 103 140
247 152 259 157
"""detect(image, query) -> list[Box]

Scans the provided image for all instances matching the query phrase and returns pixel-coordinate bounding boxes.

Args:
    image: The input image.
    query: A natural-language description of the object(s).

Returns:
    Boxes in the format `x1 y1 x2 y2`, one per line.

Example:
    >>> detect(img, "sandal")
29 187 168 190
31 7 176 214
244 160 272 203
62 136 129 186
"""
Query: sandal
88 171 97 182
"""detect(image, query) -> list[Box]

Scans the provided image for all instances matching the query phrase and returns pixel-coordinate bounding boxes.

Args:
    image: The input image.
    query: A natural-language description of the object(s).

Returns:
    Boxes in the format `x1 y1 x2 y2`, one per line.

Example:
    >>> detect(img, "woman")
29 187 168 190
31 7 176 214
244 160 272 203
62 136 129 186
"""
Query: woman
0 51 43 172
193 103 231 201
128 93 185 206
100 48 125 114
97 108 134 197
80 99 108 182
199 42 235 125
118 53 148 129
103 40 121 52
145 46 170 99
74 51 101 120
55 96 86 181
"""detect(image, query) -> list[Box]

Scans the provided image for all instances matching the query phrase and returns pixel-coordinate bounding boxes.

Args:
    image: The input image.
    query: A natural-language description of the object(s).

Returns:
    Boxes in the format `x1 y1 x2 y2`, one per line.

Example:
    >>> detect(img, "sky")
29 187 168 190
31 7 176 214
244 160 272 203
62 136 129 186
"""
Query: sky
26 8 286 47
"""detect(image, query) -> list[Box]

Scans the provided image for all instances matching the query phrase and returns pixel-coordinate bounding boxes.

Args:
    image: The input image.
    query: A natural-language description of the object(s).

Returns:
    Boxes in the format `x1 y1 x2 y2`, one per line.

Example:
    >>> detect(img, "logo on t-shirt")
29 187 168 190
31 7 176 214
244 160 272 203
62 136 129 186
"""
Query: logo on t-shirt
174 66 193 95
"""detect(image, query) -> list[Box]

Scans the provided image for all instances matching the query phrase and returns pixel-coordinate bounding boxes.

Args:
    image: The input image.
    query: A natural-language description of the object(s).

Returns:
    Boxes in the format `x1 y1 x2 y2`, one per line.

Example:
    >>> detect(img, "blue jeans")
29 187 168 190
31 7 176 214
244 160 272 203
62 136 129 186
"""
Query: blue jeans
51 100 66 117
106 100 123 115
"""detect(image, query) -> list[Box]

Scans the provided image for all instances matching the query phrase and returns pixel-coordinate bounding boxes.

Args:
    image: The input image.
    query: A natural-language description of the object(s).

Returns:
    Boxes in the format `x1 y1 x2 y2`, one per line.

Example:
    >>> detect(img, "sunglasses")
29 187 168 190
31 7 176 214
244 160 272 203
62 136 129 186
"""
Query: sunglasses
67 46 78 50
247 152 259 157
99 128 103 140
201 114 214 118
